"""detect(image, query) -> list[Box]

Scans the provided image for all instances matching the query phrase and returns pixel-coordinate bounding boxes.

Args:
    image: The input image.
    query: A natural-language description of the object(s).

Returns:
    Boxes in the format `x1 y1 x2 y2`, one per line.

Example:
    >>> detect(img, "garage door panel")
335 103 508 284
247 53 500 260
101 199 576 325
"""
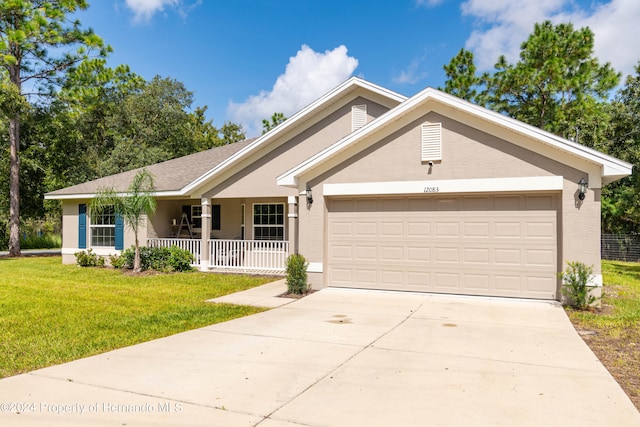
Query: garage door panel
407 246 430 261
463 274 490 290
434 273 460 289
525 249 555 266
407 222 430 237
494 222 522 238
525 222 555 239
464 222 490 237
381 222 403 236
435 247 460 263
464 248 490 264
327 195 557 299
435 222 460 237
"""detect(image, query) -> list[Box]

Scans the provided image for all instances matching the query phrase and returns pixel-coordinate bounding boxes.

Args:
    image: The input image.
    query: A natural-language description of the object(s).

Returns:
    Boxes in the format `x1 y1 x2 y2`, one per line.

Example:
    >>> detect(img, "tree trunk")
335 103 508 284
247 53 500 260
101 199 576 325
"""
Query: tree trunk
8 59 22 257
8 116 21 257
133 235 141 272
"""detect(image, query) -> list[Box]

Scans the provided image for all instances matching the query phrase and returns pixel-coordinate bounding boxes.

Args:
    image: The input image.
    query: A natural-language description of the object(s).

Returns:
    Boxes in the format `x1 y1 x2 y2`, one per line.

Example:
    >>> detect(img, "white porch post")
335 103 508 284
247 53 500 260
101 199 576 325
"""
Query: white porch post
200 198 211 271
288 196 298 254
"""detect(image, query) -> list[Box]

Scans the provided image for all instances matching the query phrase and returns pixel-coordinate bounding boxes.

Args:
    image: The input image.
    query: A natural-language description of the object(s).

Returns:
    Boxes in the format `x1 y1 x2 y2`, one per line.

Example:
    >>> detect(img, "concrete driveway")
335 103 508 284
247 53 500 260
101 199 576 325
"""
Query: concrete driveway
0 287 638 426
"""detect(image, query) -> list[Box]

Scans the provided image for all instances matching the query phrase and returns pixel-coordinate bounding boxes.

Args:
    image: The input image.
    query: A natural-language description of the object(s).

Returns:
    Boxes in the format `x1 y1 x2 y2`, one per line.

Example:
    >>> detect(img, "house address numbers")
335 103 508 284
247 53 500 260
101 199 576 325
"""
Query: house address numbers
423 186 440 193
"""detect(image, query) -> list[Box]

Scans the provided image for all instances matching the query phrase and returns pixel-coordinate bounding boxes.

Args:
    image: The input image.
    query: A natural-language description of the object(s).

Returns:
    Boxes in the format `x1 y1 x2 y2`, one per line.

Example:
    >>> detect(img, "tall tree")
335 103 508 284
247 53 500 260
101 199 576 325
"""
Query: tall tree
483 21 620 138
439 48 481 102
0 0 109 256
262 112 287 134
601 63 640 234
91 169 156 272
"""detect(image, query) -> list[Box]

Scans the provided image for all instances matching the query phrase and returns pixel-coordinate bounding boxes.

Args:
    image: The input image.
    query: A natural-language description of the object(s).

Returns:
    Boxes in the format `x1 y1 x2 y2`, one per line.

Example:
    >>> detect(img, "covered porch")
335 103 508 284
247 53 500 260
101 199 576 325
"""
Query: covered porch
146 196 298 274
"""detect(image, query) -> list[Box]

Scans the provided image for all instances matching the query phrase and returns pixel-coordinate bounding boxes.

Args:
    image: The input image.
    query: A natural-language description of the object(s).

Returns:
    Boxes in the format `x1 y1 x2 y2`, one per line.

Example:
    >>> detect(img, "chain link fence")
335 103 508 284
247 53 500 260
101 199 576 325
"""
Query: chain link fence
601 234 640 262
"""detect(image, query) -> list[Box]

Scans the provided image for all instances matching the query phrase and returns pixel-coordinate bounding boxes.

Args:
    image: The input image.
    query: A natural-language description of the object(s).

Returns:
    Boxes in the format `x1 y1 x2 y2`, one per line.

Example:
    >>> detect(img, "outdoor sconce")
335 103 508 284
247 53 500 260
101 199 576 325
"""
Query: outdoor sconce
578 178 588 201
306 185 313 207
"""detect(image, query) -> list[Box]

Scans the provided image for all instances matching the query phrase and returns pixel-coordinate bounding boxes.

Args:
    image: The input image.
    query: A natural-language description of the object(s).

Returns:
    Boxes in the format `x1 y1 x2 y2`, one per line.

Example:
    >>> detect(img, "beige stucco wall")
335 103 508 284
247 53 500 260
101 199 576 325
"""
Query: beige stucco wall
205 97 391 200
298 111 602 290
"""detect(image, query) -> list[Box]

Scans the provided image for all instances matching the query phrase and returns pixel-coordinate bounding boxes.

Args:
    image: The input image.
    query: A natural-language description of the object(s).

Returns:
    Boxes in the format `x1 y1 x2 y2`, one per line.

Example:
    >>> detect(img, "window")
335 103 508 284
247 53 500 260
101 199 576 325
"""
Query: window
91 205 116 247
352 104 367 132
182 204 221 230
421 122 442 161
191 205 203 228
253 203 285 241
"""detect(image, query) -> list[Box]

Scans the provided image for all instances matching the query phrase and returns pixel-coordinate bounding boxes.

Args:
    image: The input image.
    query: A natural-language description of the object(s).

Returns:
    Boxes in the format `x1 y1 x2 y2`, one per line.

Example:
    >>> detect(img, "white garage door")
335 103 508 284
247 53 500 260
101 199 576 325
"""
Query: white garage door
327 194 558 299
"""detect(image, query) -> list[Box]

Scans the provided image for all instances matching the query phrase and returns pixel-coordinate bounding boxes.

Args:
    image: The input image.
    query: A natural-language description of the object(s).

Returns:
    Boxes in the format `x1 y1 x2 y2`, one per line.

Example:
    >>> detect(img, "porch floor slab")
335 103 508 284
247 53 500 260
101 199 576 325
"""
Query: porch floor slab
206 279 295 308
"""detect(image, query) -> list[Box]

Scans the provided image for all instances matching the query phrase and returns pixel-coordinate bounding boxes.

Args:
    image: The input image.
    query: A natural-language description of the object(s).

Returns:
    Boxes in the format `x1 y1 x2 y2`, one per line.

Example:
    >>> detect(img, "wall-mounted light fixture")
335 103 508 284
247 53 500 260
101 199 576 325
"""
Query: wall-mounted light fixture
578 178 588 201
306 185 313 207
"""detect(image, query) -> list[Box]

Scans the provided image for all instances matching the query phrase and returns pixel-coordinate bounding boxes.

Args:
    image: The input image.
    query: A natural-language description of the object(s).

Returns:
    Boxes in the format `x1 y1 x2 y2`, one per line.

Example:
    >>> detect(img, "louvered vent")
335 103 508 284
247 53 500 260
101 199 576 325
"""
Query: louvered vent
352 104 367 132
421 123 442 161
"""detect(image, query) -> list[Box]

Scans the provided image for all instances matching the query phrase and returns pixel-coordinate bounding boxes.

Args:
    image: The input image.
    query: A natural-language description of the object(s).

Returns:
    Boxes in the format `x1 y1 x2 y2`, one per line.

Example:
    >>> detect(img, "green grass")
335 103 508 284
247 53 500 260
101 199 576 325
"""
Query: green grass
0 256 274 378
567 260 640 332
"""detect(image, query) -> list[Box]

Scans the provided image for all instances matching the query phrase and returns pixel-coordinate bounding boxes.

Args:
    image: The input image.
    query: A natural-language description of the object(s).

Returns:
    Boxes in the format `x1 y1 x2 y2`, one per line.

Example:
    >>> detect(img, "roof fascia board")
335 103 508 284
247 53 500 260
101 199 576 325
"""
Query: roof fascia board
45 190 186 201
181 77 407 196
278 87 631 187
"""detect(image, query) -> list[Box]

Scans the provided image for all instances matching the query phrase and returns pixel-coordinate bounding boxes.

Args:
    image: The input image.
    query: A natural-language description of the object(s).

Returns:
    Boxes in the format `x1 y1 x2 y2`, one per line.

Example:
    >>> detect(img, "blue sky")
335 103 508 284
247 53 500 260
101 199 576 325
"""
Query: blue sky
79 0 640 136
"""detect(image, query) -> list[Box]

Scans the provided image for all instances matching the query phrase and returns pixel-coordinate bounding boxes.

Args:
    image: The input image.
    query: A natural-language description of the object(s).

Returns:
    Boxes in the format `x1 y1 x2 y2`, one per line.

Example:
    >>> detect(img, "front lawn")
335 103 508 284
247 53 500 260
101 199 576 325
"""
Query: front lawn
0 256 274 378
566 260 640 410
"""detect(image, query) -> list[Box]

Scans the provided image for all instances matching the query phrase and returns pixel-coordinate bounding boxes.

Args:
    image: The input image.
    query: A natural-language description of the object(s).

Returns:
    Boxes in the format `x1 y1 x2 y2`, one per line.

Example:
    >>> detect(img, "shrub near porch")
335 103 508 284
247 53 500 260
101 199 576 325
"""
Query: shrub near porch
0 257 274 378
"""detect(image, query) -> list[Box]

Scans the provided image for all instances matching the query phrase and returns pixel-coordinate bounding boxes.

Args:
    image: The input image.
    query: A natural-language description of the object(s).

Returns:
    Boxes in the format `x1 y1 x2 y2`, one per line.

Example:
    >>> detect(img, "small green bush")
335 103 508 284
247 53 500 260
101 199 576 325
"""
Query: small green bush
286 253 309 295
74 249 105 267
559 261 598 310
112 245 194 272
168 246 195 272
109 253 126 269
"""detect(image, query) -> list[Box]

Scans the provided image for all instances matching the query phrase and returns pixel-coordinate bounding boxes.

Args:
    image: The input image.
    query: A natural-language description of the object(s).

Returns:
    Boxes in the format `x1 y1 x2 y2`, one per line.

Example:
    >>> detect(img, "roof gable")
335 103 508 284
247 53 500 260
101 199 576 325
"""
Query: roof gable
277 87 632 188
46 77 407 200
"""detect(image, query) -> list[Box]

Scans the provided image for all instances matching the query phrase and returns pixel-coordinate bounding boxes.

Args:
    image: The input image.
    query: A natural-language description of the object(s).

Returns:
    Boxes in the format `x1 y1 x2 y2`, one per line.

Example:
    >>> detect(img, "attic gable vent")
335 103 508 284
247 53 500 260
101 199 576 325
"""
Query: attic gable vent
352 104 367 132
421 123 442 161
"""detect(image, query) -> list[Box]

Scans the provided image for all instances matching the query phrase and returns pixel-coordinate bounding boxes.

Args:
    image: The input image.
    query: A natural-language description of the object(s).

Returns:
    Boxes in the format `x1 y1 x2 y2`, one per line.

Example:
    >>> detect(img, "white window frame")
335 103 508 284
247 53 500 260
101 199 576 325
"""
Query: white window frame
252 203 285 241
90 205 116 247
191 205 203 229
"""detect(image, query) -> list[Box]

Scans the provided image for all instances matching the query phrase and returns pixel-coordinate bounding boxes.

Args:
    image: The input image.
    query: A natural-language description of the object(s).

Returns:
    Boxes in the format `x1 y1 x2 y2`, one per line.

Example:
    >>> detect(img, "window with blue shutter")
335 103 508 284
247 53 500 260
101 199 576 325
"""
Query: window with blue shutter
78 204 87 249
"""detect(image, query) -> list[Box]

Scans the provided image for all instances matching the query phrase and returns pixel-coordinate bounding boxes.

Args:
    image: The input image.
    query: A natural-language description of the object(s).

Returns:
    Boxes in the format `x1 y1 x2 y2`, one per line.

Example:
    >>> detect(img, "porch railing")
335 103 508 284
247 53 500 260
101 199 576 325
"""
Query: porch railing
147 238 201 266
209 239 289 273
146 238 289 274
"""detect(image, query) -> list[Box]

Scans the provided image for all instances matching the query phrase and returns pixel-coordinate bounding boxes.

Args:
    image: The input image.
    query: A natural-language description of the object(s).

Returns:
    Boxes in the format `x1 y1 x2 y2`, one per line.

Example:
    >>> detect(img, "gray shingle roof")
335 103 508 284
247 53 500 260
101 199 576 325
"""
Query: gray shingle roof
46 138 256 197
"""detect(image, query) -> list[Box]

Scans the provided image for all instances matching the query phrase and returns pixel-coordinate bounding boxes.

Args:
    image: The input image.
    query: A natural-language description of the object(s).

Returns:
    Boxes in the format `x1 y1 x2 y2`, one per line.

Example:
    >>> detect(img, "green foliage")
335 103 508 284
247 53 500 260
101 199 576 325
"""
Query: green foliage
285 253 309 295
439 48 480 102
20 233 61 249
0 256 270 378
262 112 287 134
168 245 196 272
559 261 598 310
484 21 620 137
599 63 640 234
74 249 105 267
114 245 194 272
440 21 620 140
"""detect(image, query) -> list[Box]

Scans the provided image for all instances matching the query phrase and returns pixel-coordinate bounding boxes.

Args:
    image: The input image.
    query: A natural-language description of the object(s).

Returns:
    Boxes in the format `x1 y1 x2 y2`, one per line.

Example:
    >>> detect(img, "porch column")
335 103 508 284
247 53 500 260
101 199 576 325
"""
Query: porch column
287 196 299 254
200 198 211 271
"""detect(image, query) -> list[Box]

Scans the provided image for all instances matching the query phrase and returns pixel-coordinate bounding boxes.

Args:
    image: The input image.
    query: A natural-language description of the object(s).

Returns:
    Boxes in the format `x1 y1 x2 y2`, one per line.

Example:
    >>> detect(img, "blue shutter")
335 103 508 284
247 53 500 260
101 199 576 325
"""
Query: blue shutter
115 213 124 250
78 204 87 249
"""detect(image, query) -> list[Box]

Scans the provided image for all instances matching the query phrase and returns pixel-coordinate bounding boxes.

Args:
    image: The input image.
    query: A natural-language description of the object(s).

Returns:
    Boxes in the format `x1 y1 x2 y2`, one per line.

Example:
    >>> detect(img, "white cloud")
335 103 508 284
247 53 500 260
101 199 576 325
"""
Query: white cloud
461 0 640 77
415 0 446 7
227 45 359 136
125 0 179 22
393 58 429 84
